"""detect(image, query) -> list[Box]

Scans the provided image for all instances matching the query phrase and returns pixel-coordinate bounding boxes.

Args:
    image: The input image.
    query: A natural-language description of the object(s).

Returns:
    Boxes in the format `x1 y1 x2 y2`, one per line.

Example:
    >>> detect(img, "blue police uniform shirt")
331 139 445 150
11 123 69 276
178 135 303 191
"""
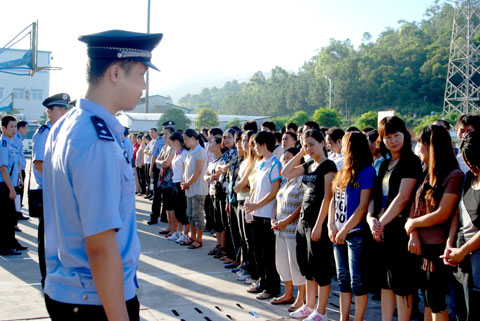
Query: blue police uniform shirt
122 136 134 167
32 121 52 188
13 132 26 170
42 98 140 305
151 136 166 168
0 135 19 186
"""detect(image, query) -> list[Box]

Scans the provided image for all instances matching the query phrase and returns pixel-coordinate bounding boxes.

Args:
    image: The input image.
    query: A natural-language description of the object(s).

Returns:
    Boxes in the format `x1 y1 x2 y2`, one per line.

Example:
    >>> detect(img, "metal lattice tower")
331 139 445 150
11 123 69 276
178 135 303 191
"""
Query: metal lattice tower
443 0 480 117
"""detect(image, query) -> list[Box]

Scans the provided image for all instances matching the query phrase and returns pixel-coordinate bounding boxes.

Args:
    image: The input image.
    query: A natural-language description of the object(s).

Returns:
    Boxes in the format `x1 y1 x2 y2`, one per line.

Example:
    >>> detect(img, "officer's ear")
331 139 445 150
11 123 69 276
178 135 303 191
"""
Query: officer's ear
107 64 121 83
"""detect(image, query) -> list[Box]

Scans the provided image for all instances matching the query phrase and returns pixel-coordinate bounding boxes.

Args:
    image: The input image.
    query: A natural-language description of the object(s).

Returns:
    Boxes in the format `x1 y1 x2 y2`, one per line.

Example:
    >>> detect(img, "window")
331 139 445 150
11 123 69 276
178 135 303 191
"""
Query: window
13 88 24 100
31 89 43 100
0 88 3 99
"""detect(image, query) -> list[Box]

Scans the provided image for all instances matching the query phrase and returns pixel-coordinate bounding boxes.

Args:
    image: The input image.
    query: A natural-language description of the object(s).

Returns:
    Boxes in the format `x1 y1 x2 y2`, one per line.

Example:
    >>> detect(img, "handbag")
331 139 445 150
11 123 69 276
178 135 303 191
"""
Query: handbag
27 160 43 218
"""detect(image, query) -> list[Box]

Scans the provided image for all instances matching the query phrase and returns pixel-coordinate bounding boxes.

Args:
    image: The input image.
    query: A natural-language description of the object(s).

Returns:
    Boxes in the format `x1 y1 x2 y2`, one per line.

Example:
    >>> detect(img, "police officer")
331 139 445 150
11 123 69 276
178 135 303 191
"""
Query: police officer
13 120 29 220
32 93 70 287
0 115 27 255
42 30 162 321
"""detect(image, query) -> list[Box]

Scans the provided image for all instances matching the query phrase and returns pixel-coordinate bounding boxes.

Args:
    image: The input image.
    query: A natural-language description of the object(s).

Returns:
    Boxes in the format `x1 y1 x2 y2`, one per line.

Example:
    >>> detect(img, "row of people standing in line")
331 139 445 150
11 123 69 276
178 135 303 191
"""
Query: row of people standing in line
144 115 479 321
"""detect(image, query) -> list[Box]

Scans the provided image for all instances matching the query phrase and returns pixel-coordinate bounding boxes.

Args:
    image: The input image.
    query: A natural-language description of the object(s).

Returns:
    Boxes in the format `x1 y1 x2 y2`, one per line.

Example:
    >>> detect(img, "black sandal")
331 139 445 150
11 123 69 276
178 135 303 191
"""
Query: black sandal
208 245 221 255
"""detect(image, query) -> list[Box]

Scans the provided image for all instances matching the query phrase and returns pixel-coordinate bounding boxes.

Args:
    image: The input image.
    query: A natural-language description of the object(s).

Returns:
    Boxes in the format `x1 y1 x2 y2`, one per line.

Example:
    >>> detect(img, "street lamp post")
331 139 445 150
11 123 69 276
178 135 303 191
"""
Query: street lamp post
325 75 332 109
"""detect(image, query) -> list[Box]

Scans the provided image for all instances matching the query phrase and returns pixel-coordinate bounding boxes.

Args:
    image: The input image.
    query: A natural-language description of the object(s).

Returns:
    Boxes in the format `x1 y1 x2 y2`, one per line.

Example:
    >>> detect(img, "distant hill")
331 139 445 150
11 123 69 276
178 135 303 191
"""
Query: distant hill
157 71 267 104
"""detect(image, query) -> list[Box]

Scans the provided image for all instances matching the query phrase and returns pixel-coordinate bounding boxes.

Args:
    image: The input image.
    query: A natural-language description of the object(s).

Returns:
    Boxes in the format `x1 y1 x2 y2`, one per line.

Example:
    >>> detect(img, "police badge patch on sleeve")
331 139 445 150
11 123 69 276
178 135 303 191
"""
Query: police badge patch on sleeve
90 116 114 141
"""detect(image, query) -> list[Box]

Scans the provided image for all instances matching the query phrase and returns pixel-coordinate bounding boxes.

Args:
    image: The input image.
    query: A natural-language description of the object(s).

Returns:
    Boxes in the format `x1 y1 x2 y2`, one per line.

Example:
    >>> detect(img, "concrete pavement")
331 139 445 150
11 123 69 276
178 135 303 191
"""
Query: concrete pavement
0 160 387 320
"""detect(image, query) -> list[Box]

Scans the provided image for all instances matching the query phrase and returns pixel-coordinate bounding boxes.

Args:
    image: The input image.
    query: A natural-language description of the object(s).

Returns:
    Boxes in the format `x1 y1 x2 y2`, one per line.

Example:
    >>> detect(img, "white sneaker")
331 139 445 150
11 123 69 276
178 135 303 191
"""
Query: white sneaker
289 304 314 319
175 234 188 243
304 310 327 321
167 232 180 241
236 271 251 281
243 277 256 284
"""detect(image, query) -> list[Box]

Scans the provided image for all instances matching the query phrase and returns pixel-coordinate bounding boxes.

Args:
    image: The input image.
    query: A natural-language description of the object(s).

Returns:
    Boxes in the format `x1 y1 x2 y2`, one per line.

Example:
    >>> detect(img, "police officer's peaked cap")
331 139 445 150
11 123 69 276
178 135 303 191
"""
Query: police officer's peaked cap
162 121 175 127
78 30 163 71
42 93 71 109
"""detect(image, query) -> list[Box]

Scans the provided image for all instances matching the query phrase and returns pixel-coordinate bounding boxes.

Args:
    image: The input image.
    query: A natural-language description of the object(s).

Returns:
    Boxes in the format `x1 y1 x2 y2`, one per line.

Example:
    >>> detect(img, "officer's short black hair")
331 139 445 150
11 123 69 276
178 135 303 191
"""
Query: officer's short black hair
326 127 345 142
1 115 17 128
261 121 276 132
255 131 276 152
17 120 28 129
150 128 158 132
86 59 138 86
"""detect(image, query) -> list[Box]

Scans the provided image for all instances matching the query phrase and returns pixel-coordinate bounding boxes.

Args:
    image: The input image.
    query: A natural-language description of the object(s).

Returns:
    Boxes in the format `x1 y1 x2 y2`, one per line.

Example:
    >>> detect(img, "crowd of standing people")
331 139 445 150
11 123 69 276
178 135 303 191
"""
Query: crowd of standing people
121 115 480 321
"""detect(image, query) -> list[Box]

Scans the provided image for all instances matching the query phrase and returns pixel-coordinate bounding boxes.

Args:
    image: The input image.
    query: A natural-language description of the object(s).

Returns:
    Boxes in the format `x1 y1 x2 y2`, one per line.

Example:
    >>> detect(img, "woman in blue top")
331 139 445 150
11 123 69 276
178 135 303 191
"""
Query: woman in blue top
328 131 375 321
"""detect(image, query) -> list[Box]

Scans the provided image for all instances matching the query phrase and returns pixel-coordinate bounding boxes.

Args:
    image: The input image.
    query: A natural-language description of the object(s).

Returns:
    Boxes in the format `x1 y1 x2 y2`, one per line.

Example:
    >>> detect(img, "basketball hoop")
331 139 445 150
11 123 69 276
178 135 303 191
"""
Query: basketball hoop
30 66 62 76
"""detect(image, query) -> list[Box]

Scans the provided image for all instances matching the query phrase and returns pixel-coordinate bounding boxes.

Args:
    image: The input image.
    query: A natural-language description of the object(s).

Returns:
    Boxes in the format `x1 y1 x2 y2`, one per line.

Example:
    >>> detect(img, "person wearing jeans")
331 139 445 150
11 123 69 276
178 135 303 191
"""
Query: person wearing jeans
329 132 375 321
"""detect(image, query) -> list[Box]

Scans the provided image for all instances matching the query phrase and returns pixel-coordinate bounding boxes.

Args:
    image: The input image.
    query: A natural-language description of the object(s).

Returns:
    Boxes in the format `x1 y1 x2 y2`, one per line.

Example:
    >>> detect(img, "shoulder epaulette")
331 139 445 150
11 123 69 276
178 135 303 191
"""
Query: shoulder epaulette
1 140 6 147
90 116 115 141
38 124 50 134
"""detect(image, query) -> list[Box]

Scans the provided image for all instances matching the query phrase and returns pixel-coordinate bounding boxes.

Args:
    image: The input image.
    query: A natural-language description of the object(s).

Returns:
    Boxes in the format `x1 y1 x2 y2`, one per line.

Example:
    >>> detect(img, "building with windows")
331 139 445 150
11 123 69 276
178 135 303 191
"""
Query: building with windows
117 112 269 131
0 48 51 121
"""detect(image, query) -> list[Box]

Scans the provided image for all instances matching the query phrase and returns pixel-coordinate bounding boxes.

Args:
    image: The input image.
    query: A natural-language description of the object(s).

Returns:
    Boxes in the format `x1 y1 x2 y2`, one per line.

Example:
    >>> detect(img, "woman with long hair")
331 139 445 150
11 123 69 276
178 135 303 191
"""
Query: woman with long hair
366 116 423 321
182 129 208 249
443 130 480 321
233 131 259 283
329 131 375 321
405 125 463 321
282 129 337 321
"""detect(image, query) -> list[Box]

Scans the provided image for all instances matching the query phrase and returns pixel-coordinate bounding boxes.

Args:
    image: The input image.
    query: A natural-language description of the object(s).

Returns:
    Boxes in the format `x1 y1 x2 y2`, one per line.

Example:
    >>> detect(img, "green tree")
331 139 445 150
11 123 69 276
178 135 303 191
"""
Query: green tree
157 108 191 130
289 111 310 126
195 108 219 130
271 116 289 131
354 111 378 130
313 107 342 127
226 117 242 128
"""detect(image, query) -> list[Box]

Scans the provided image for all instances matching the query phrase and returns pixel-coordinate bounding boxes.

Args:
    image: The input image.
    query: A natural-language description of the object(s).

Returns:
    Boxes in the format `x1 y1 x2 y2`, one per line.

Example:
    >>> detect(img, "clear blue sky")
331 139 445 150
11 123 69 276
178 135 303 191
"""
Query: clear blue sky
1 0 443 101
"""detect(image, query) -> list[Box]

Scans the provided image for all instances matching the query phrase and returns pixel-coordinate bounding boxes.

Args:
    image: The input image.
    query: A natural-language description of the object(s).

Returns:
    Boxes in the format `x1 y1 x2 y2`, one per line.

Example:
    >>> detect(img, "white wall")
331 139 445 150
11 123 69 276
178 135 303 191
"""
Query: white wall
0 49 51 121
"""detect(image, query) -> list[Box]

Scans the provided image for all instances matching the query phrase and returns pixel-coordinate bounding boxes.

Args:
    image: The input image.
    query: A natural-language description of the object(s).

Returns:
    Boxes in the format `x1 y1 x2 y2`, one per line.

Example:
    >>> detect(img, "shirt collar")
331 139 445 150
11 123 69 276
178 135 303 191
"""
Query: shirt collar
77 98 124 142
260 154 276 170
45 121 53 128
15 132 22 139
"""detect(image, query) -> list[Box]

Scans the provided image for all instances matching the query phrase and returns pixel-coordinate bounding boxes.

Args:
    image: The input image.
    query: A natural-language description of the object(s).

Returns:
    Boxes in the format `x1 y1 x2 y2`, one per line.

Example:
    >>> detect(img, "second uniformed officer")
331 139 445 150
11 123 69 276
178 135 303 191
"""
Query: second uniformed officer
32 93 70 287
42 30 163 321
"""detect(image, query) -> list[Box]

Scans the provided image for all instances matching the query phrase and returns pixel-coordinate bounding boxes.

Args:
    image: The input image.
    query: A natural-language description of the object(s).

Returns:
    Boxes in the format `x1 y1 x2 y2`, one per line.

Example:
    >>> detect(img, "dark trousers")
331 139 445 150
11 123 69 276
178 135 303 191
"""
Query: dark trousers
238 202 257 277
18 169 25 206
144 164 151 195
150 167 161 221
136 166 146 194
38 213 46 288
204 195 215 231
252 216 280 294
228 202 242 263
45 294 139 321
0 183 17 251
